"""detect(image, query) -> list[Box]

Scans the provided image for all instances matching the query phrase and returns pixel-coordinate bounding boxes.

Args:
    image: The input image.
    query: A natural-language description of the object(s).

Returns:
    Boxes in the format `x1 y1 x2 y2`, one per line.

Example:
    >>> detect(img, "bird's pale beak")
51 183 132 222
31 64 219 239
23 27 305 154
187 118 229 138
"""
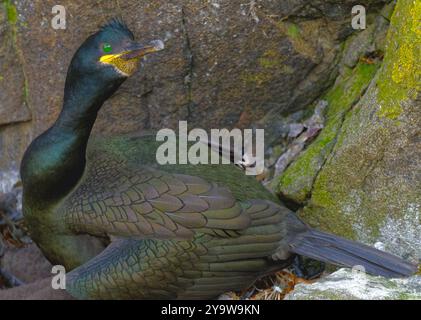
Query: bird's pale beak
121 40 165 60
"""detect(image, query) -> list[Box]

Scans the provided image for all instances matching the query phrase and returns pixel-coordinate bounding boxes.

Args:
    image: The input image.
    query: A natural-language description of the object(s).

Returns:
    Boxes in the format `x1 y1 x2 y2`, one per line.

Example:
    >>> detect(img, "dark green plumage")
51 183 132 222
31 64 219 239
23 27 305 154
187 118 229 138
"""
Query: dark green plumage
20 19 416 300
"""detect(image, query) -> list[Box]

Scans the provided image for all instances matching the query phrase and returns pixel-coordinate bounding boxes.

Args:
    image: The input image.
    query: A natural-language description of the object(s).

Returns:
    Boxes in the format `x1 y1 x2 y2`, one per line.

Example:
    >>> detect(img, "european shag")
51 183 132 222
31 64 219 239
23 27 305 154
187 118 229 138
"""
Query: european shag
20 18 416 299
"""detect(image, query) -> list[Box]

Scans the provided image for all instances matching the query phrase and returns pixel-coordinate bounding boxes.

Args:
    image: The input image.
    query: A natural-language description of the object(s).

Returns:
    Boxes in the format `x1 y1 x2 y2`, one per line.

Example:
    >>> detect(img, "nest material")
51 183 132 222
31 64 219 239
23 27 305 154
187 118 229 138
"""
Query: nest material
220 270 316 300
0 188 31 289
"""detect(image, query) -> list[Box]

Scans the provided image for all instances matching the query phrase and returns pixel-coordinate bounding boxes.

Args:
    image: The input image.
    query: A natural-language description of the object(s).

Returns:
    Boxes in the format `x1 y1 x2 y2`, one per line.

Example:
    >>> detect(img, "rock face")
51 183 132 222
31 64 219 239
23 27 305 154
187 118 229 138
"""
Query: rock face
1 244 52 284
285 268 421 300
0 1 31 127
0 0 389 170
275 0 420 262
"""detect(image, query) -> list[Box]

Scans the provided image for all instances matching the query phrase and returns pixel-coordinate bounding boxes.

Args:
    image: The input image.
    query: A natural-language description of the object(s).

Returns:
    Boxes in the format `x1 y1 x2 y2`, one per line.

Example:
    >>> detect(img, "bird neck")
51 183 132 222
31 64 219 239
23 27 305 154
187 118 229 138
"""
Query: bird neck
21 76 122 206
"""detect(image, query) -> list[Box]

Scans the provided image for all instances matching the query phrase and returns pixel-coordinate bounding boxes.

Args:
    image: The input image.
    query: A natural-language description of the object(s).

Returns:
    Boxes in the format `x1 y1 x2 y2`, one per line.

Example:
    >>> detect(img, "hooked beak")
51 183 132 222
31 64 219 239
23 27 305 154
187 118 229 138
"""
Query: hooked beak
99 40 164 77
121 40 165 60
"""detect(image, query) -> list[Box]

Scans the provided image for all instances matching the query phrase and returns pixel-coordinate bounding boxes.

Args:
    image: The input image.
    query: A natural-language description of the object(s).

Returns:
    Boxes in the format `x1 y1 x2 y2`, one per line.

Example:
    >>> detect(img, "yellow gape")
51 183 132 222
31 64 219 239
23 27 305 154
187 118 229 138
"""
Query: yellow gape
100 53 141 76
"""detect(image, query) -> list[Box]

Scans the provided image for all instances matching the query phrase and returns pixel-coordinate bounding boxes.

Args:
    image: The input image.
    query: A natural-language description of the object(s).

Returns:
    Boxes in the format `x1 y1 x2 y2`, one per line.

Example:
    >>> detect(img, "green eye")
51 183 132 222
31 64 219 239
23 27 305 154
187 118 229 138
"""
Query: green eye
103 43 112 53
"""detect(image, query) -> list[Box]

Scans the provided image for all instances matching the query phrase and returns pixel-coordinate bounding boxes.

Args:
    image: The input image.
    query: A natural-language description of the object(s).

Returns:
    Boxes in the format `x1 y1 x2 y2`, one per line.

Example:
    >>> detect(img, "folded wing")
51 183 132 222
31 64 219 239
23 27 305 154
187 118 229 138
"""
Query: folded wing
60 157 251 240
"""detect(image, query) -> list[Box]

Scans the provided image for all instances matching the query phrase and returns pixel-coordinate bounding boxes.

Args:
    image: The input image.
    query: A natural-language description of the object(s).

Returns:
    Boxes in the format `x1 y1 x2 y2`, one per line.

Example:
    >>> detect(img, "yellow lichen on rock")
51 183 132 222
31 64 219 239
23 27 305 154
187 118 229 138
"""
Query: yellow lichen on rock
377 0 420 120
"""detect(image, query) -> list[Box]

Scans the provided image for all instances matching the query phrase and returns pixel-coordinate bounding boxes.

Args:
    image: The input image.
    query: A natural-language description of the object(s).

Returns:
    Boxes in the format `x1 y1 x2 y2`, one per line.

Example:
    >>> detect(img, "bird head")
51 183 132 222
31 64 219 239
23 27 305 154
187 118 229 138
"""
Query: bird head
66 18 164 86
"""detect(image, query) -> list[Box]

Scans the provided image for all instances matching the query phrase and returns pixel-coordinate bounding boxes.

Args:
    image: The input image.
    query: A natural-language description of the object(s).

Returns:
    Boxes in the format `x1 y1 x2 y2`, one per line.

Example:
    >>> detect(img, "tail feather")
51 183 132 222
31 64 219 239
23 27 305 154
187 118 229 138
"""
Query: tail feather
289 229 417 278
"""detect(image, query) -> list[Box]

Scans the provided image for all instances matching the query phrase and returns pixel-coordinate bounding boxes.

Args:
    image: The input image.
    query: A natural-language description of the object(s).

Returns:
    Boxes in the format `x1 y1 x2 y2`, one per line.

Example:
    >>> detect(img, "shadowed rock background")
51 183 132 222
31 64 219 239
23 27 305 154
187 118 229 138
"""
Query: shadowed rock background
0 0 420 297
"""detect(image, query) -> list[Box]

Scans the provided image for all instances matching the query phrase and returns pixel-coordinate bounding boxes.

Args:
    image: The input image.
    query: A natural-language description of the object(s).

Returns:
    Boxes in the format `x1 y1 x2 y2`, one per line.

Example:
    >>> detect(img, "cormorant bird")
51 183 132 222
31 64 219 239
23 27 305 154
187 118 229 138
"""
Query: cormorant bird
20 19 416 299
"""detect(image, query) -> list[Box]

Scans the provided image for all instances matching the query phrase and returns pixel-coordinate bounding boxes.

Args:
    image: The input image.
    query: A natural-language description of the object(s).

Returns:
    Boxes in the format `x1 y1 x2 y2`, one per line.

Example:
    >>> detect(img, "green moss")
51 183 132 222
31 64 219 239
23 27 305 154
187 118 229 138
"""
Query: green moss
1 0 31 109
258 49 285 69
380 1 396 21
242 49 294 87
376 0 420 120
307 169 335 208
3 0 17 25
326 63 378 118
276 61 379 203
274 21 316 59
240 71 273 87
286 23 301 39
23 77 29 100
396 292 414 300
276 130 336 202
